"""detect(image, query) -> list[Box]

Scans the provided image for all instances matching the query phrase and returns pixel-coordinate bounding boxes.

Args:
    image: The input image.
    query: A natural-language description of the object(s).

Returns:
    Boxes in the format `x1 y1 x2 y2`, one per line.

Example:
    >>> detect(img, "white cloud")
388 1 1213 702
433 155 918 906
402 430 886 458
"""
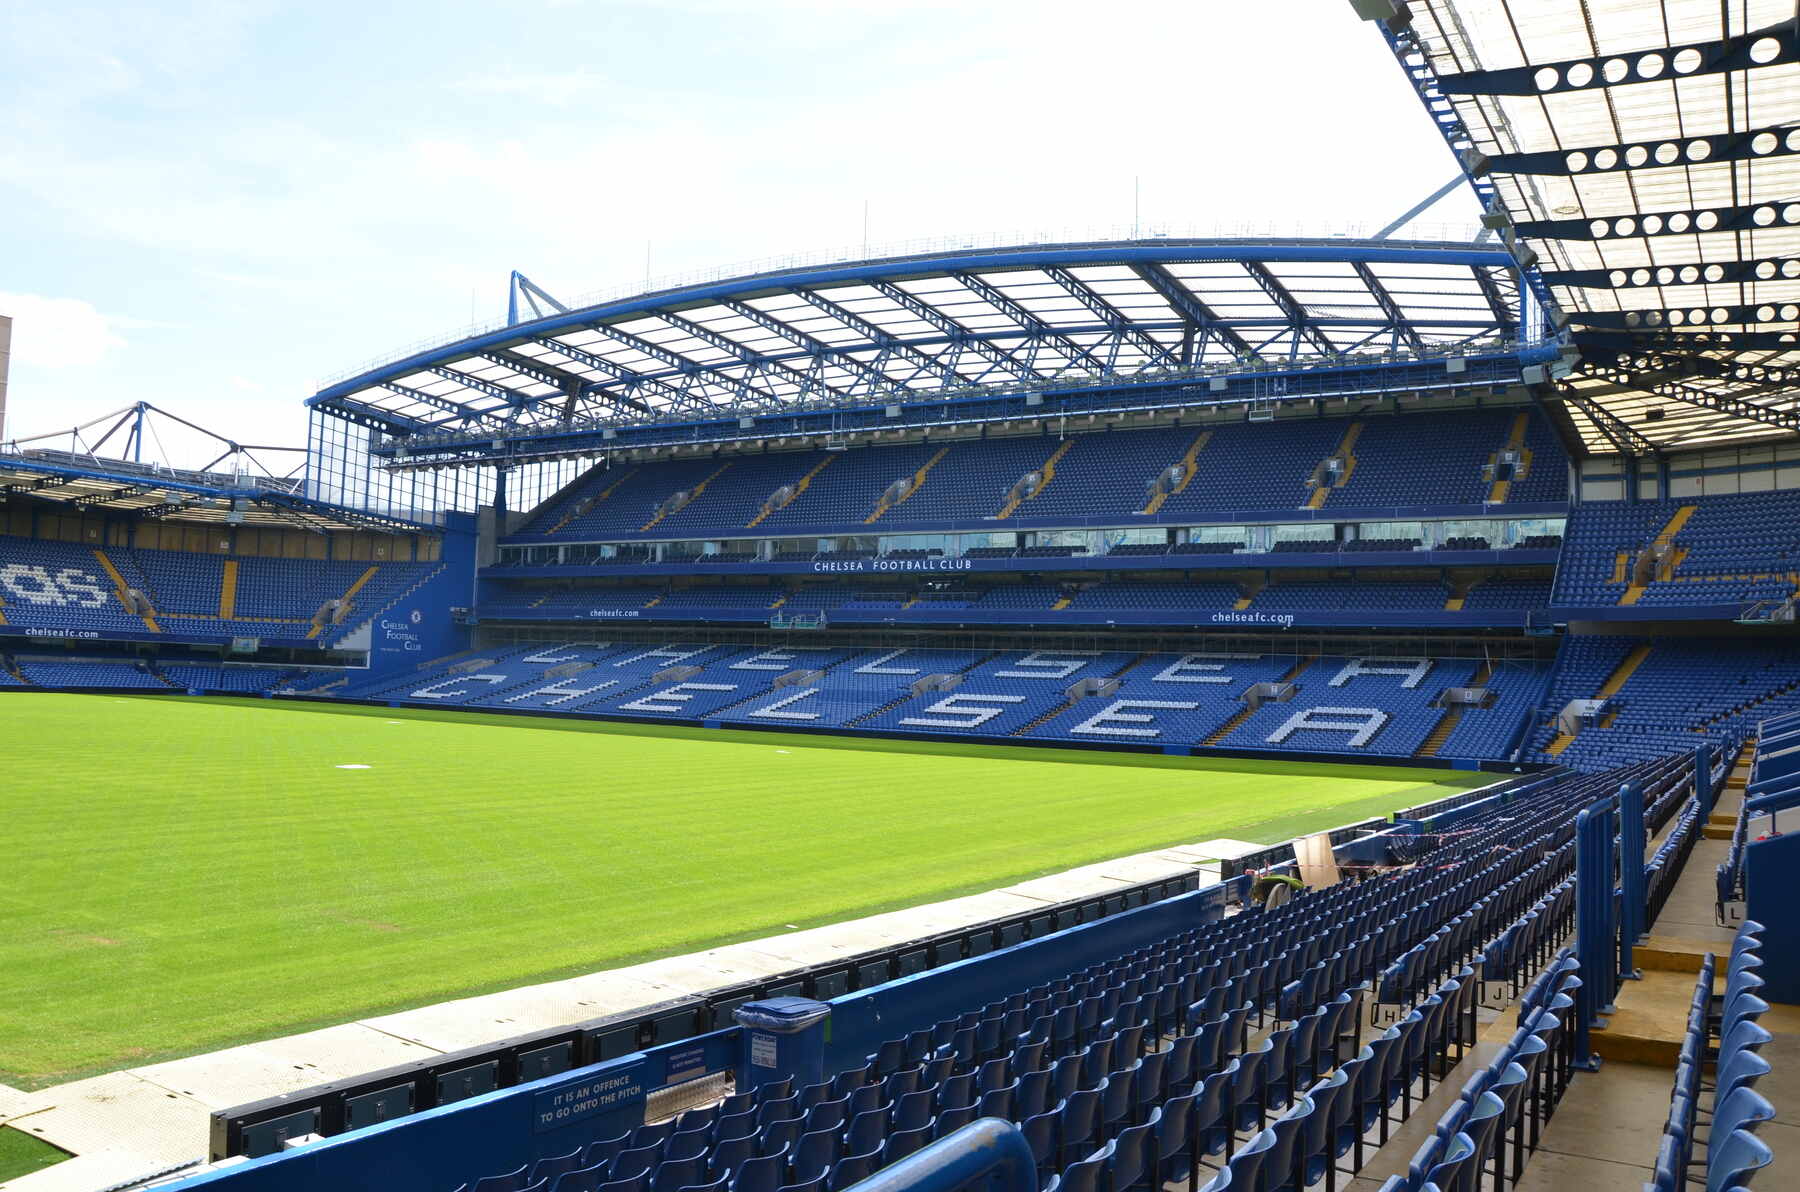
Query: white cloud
0 292 127 369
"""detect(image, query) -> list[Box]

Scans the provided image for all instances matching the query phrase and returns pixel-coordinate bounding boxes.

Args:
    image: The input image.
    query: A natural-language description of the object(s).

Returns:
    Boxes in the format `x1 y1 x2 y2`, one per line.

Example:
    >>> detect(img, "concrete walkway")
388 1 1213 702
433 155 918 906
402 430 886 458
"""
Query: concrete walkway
0 838 1266 1192
1511 745 1800 1190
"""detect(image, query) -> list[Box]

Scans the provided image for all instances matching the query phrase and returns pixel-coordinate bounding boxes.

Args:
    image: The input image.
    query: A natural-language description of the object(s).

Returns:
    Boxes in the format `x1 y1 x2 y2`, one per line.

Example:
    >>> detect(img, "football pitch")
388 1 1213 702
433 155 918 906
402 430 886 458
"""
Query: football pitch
0 693 1486 1087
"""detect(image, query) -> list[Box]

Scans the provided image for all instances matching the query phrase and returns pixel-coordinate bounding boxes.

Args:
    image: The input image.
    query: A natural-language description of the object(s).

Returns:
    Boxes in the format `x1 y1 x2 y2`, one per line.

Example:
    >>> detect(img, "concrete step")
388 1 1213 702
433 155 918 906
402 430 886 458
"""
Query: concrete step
1703 823 1735 839
1591 969 1713 1067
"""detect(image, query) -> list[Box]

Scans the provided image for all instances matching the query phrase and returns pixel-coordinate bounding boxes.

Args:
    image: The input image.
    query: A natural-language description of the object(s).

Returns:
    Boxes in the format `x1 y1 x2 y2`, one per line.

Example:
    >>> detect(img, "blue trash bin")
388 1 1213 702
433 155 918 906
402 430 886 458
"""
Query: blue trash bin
734 997 831 1094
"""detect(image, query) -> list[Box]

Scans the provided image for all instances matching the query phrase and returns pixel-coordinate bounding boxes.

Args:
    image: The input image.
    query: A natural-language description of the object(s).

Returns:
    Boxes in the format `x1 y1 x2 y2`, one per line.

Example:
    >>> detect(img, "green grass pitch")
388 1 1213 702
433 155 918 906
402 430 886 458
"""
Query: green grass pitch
0 693 1486 1088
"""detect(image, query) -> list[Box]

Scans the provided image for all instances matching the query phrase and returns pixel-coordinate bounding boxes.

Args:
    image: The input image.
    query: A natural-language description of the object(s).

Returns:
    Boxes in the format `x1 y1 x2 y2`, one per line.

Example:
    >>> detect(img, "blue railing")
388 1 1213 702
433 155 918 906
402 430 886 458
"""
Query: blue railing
841 1120 1036 1192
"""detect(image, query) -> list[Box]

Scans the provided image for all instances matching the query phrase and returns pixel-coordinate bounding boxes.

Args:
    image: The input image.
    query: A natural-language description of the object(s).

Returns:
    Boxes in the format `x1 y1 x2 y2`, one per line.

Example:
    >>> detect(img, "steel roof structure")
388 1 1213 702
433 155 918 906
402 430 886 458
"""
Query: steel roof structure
309 238 1533 463
0 403 436 533
1362 0 1800 454
0 452 435 532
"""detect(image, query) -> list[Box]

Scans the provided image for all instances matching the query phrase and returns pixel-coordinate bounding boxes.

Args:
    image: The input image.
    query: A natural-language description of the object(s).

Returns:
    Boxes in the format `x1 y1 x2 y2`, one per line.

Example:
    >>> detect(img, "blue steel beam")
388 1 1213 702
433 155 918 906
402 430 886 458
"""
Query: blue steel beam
1239 260 1337 356
1436 28 1798 98
645 307 852 404
376 380 506 427
1350 262 1424 351
949 272 1113 374
522 339 669 413
1516 200 1800 241
310 240 1515 407
718 299 900 396
862 280 1045 384
1127 262 1255 358
1039 267 1183 368
369 343 1550 465
1482 123 1800 176
794 288 972 388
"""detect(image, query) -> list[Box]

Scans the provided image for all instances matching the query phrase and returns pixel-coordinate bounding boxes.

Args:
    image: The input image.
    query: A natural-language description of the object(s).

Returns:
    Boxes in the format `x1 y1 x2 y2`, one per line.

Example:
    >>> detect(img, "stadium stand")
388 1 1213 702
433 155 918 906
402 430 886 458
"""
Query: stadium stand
157 664 292 694
14 659 170 689
499 411 1570 546
1553 493 1800 611
340 643 1557 762
0 535 435 645
1529 637 1800 771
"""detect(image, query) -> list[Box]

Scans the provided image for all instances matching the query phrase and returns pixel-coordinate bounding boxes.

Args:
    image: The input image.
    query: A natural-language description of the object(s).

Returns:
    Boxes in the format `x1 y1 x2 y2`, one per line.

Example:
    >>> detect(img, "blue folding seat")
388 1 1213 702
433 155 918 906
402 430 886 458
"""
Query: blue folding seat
1354 1028 1403 1147
845 1107 888 1156
675 1173 728 1192
1715 1049 1772 1106
847 1084 885 1117
791 1130 839 1185
652 1158 707 1192
977 1080 1015 1121
803 1098 846 1136
1047 1142 1111 1192
1478 1061 1530 1188
665 1133 710 1163
1130 1051 1167 1124
1052 1054 1088 1101
1151 1089 1197 1192
934 1103 977 1137
937 1072 975 1112
531 1149 584 1187
796 1082 831 1112
552 1166 606 1192
1194 1062 1238 1167
869 1038 905 1076
1107 1119 1152 1192
475 1165 531 1192
708 1137 755 1176
1297 1069 1351 1192
757 1095 801 1130
1164 1032 1199 1093
761 1120 801 1159
1098 1065 1136 1139
1020 1109 1058 1175
1259 1095 1312 1192
1421 1132 1478 1192
1222 1128 1276 1192
882 1124 932 1165
730 1151 788 1192
611 1147 661 1182
1059 1087 1102 1168
1016 1069 1052 1120
1230 1036 1274 1133
831 1066 870 1098
1196 1167 1232 1192
585 1132 633 1169
633 1121 675 1150
1706 1128 1773 1192
597 1174 648 1192
891 1089 934 1134
1082 1034 1117 1086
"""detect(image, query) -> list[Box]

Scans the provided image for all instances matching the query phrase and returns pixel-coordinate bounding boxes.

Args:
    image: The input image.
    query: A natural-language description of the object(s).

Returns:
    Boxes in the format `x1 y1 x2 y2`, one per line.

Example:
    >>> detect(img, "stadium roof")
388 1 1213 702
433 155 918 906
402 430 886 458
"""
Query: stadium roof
309 238 1531 455
1364 0 1800 454
0 452 435 532
0 403 435 532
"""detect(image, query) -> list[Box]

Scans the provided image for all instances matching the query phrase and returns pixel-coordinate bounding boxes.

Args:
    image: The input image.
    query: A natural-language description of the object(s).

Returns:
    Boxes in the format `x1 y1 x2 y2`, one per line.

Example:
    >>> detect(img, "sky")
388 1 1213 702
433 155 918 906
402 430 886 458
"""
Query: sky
0 0 1480 466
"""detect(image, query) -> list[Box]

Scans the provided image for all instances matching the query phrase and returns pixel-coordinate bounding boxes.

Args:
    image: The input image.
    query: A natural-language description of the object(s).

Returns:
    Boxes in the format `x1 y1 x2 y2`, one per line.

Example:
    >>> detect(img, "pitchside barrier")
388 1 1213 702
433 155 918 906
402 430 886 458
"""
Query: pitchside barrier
209 866 1213 1161
184 877 1237 1192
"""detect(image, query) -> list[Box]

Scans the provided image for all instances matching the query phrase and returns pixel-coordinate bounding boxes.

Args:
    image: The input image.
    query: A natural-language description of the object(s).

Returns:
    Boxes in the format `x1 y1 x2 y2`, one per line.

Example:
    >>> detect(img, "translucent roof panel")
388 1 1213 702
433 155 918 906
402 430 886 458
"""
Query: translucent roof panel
1380 0 1800 453
311 239 1530 443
